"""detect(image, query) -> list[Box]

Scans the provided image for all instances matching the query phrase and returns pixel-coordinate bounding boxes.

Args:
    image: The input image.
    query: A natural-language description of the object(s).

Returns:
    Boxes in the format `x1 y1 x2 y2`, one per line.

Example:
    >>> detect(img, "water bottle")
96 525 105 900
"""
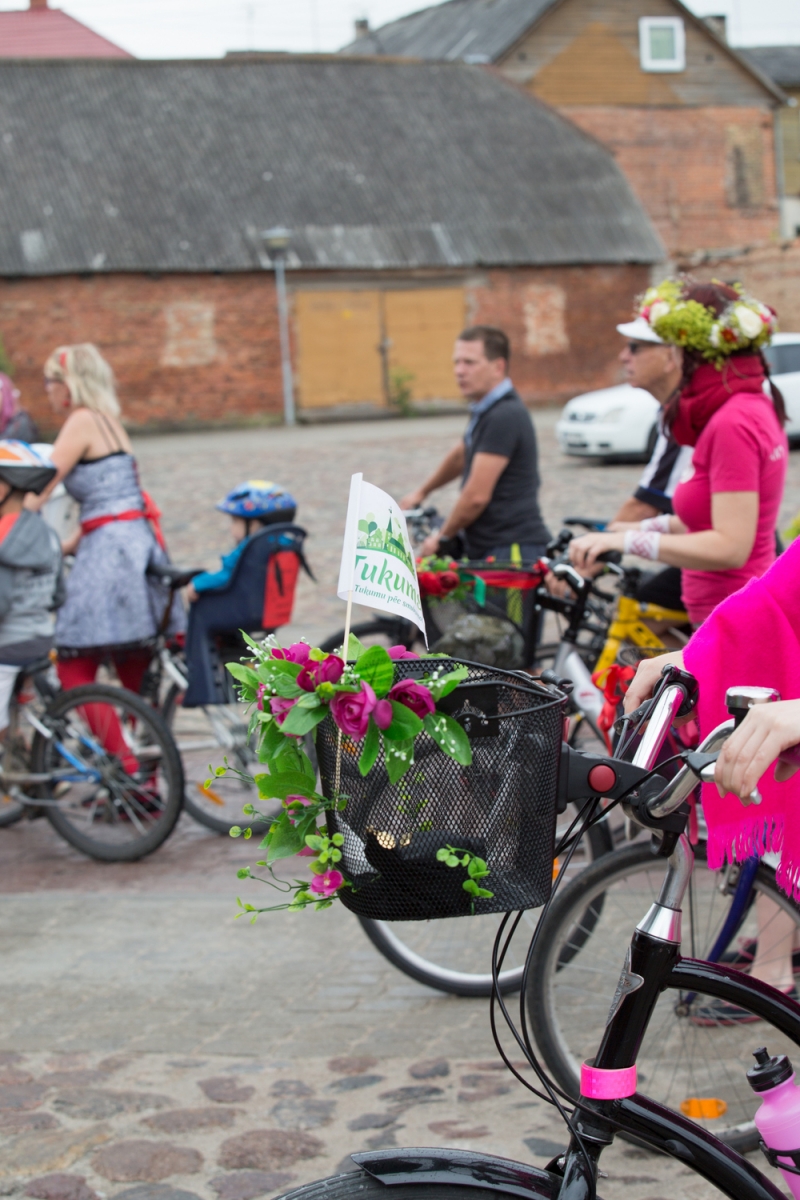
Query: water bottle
746 1046 800 1197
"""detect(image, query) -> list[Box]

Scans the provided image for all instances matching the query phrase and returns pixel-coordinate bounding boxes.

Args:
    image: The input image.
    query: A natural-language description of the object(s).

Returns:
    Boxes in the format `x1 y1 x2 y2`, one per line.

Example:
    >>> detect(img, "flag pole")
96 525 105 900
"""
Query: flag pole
333 589 353 801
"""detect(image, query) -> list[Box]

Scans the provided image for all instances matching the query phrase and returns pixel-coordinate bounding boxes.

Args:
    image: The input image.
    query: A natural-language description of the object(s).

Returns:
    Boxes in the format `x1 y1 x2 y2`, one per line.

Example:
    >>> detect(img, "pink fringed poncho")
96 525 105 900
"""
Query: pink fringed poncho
684 536 800 897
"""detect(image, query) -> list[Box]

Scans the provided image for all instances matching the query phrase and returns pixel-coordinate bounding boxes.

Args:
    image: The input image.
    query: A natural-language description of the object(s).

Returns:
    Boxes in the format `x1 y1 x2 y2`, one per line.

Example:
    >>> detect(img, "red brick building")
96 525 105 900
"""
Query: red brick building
0 59 661 430
343 0 785 258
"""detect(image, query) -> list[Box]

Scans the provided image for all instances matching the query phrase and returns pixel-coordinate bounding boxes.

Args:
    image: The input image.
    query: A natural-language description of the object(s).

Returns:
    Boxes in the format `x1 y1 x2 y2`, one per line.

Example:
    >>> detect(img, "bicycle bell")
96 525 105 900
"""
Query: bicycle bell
726 686 780 727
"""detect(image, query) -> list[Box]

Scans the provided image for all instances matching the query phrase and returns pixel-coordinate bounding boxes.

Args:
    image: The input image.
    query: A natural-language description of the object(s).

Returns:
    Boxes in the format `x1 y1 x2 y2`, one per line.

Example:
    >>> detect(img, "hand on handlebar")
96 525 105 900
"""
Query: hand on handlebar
400 488 426 511
714 699 800 800
623 651 686 714
568 531 625 572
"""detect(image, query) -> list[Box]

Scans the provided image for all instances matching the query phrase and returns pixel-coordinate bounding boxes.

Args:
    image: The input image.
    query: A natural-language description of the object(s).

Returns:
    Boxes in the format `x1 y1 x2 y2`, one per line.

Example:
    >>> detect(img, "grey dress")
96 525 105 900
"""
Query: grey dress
55 452 183 650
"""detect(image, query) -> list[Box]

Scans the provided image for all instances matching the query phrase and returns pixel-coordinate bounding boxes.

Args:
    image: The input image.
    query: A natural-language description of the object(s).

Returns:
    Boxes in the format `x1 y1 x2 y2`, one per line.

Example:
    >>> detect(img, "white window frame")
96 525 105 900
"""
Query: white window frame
639 17 686 72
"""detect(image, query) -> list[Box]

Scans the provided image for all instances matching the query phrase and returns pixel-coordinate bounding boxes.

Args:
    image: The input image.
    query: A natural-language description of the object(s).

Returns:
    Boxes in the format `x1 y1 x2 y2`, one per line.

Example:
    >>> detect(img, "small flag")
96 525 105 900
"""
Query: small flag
337 473 426 642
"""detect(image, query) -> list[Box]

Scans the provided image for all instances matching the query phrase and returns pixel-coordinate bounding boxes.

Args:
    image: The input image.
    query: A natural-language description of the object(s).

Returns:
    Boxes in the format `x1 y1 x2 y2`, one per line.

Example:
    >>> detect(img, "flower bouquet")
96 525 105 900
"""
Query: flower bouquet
224 634 494 917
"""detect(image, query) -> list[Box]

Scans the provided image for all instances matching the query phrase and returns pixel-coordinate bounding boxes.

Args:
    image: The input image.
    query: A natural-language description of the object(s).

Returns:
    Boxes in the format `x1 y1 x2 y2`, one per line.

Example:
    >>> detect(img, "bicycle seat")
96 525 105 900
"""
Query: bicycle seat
147 563 203 589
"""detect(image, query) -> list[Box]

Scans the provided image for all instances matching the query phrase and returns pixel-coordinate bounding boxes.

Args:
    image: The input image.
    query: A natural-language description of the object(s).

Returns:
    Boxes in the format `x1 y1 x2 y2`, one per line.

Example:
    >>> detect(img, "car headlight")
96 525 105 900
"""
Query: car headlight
568 411 596 423
601 407 625 424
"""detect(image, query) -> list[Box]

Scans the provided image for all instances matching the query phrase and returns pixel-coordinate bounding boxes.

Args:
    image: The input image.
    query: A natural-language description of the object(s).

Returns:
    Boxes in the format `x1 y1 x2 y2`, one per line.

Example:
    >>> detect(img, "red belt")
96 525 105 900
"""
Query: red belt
81 490 167 551
82 509 146 534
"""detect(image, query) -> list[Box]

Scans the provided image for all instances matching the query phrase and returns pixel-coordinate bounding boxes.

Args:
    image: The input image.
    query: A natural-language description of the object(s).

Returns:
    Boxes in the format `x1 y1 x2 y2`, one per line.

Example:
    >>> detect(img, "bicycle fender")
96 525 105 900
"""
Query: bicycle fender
668 958 800 1042
351 1148 560 1200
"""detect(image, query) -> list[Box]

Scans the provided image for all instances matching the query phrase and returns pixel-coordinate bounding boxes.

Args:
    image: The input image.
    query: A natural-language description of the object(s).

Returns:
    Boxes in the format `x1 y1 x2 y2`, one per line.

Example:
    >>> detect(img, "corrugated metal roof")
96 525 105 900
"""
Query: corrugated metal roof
0 7 132 59
341 0 552 62
0 58 663 276
740 46 800 89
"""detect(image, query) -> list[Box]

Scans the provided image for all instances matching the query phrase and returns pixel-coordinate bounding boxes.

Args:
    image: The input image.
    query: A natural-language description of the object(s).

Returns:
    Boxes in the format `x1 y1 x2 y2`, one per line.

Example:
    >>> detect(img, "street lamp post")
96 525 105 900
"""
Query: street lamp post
263 226 296 427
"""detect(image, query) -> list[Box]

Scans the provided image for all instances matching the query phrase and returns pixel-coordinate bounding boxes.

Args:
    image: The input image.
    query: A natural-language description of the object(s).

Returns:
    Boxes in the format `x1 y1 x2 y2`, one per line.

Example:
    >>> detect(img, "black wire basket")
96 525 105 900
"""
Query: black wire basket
316 659 566 921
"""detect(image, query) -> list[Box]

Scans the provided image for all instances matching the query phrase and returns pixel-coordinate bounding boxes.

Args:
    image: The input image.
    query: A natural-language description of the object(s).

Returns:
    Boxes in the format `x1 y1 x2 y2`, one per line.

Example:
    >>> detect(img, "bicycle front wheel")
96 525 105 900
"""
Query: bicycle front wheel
32 684 184 861
526 840 800 1151
358 810 613 996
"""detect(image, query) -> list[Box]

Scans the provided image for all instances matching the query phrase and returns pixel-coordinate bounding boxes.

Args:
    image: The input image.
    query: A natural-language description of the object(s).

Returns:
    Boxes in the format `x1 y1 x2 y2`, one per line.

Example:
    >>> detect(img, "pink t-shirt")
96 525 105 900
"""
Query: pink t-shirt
672 391 787 624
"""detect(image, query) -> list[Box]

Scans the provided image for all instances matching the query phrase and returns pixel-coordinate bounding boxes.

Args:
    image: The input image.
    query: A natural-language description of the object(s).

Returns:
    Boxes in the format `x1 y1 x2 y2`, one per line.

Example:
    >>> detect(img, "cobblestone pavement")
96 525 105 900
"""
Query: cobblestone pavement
1 411 799 1200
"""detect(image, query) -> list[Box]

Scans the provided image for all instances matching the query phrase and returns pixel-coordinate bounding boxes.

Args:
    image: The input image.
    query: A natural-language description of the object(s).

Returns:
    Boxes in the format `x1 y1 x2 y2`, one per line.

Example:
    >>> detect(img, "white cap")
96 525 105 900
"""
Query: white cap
616 316 664 344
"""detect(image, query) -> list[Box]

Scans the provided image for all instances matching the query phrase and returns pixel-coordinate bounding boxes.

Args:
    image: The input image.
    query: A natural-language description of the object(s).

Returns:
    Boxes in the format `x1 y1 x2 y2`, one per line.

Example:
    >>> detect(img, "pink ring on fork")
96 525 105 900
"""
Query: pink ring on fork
580 1061 637 1099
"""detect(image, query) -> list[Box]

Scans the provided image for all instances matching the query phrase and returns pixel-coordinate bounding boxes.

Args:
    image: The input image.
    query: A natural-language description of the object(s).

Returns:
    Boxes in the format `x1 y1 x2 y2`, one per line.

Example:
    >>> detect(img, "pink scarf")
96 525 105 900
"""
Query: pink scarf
683 538 800 897
670 356 766 448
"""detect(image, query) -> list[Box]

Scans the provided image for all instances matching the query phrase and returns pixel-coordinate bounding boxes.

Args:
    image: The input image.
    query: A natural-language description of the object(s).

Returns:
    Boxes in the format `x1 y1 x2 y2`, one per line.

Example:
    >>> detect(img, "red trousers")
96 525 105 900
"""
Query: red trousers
57 652 152 774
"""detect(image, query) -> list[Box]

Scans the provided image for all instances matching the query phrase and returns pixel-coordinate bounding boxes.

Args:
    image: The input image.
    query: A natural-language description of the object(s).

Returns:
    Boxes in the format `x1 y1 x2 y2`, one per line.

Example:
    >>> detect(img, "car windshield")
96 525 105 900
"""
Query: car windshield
763 343 800 375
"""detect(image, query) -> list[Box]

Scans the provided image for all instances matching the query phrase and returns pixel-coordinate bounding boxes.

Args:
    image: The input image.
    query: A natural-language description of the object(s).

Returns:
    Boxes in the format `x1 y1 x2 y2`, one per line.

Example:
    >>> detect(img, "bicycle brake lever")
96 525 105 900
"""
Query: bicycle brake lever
684 749 762 806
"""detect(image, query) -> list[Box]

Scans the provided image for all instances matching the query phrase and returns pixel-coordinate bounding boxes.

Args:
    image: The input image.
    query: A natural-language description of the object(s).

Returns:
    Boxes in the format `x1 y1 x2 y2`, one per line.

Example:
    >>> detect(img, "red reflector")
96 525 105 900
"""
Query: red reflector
588 764 617 794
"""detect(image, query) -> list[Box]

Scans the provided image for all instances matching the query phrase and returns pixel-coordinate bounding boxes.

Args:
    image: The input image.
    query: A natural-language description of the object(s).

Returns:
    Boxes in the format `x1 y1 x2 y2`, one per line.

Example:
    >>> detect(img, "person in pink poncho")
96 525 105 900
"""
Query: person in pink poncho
627 536 800 1022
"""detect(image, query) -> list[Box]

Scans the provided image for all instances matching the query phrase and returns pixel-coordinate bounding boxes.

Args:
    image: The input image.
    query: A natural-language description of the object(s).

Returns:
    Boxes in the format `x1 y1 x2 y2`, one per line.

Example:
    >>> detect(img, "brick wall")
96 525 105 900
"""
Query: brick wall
0 272 283 435
562 105 778 256
677 240 800 330
0 262 652 433
467 264 652 404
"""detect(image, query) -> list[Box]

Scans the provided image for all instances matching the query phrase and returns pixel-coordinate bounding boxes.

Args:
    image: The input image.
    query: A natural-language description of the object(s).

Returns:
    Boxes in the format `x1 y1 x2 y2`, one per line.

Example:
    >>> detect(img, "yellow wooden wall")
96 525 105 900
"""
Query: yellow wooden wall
294 285 466 410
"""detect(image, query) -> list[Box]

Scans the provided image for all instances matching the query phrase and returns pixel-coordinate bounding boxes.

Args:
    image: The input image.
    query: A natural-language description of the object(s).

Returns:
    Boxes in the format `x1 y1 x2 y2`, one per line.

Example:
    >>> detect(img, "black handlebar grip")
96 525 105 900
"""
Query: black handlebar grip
596 550 623 565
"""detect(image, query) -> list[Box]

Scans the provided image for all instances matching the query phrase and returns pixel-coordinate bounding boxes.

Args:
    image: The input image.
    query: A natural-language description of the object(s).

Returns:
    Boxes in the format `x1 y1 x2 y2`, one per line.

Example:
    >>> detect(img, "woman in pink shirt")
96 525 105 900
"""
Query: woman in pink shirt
570 280 787 628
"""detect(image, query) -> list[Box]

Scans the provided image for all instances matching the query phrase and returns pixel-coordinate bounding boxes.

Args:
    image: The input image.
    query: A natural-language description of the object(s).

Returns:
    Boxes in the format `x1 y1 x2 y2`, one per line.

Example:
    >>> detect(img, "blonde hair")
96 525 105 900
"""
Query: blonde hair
44 344 121 418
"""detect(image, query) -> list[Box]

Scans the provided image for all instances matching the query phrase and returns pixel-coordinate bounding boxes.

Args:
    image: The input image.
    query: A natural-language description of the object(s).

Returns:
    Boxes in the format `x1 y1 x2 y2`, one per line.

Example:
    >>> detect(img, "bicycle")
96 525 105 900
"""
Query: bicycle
273 668 800 1200
0 651 184 861
140 563 282 837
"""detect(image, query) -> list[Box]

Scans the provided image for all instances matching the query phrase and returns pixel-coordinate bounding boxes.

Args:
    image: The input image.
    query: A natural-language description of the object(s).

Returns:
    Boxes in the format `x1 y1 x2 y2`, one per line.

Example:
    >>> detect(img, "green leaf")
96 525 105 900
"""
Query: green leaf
463 880 494 899
358 719 380 776
345 632 367 662
280 704 328 737
259 658 302 680
424 711 473 766
383 735 414 784
258 719 284 763
436 847 450 862
265 812 305 863
254 769 317 800
226 661 259 686
354 645 394 697
427 665 468 702
383 700 424 741
296 692 322 710
272 674 304 699
468 856 489 879
305 834 324 851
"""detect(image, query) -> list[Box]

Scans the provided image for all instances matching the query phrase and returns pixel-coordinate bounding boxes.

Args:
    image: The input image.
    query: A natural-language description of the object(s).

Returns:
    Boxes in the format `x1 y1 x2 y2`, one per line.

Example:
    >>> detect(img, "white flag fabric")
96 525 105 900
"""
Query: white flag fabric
337 473 426 641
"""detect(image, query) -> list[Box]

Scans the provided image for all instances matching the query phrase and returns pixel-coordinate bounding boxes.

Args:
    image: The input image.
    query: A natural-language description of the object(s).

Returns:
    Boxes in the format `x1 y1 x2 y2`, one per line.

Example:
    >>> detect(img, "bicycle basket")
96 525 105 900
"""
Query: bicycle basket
316 659 566 921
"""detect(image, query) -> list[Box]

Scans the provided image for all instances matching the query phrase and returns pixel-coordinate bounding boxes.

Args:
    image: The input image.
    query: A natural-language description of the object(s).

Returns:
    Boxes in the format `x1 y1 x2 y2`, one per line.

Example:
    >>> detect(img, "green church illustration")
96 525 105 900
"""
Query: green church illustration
356 509 414 571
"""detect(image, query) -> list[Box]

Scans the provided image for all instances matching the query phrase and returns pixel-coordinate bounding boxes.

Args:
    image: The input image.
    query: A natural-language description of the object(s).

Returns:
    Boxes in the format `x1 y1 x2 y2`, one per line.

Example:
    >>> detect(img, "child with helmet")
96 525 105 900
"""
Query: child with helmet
181 480 302 708
186 481 297 603
0 442 62 733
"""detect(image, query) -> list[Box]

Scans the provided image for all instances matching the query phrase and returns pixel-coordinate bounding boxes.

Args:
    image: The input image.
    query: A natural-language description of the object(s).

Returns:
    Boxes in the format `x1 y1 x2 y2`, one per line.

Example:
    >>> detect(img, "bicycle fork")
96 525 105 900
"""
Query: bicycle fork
556 835 785 1200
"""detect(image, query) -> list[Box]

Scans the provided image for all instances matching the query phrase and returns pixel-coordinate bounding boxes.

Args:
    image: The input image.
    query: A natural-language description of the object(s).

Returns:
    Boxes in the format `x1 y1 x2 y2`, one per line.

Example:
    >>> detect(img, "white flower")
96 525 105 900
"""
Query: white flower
734 305 763 340
709 323 721 347
649 300 670 324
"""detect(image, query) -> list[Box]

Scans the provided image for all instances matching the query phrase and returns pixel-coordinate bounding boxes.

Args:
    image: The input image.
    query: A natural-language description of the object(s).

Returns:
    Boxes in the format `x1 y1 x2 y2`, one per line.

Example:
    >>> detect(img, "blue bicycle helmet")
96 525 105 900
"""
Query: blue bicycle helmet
216 480 297 525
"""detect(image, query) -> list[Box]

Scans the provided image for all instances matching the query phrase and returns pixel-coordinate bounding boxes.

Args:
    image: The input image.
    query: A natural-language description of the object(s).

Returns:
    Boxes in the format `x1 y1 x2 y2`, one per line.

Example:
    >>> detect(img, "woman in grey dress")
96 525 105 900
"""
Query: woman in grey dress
32 343 183 694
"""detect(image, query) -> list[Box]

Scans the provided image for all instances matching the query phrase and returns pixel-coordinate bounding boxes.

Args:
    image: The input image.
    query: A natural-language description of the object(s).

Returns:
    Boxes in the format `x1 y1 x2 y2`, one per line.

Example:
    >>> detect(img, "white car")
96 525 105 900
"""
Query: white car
556 332 800 460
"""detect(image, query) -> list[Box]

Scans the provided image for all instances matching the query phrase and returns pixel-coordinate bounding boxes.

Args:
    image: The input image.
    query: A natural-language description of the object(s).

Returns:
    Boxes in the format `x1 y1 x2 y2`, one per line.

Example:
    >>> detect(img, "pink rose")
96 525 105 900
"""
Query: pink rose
330 682 376 739
270 696 298 725
273 642 311 665
310 869 344 898
388 679 435 720
297 654 345 692
374 698 393 730
388 645 419 660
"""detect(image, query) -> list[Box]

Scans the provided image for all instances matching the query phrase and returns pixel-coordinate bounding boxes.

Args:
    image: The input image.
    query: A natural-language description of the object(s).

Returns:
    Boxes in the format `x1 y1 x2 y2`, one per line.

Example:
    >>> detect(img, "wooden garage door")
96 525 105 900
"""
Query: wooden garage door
384 288 465 402
295 286 466 410
295 290 383 408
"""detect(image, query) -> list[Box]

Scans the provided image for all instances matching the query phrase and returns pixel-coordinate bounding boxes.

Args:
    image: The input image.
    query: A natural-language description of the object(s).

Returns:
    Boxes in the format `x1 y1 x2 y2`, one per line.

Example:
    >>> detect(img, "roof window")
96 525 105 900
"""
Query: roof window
639 17 685 72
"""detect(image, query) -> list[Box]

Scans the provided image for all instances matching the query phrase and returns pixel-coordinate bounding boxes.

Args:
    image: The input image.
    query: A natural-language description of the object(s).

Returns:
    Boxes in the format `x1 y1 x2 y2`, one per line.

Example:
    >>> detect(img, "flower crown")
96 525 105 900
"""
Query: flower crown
635 278 777 367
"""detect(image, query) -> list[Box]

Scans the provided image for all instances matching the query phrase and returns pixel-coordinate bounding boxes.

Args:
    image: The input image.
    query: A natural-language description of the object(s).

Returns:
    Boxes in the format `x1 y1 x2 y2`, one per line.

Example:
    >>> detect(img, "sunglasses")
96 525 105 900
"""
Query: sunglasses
626 342 658 355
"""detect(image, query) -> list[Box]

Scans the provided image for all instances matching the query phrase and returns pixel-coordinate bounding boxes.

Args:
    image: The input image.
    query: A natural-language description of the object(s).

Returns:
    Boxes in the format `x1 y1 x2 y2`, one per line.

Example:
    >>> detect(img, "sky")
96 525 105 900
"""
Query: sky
1 0 798 58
